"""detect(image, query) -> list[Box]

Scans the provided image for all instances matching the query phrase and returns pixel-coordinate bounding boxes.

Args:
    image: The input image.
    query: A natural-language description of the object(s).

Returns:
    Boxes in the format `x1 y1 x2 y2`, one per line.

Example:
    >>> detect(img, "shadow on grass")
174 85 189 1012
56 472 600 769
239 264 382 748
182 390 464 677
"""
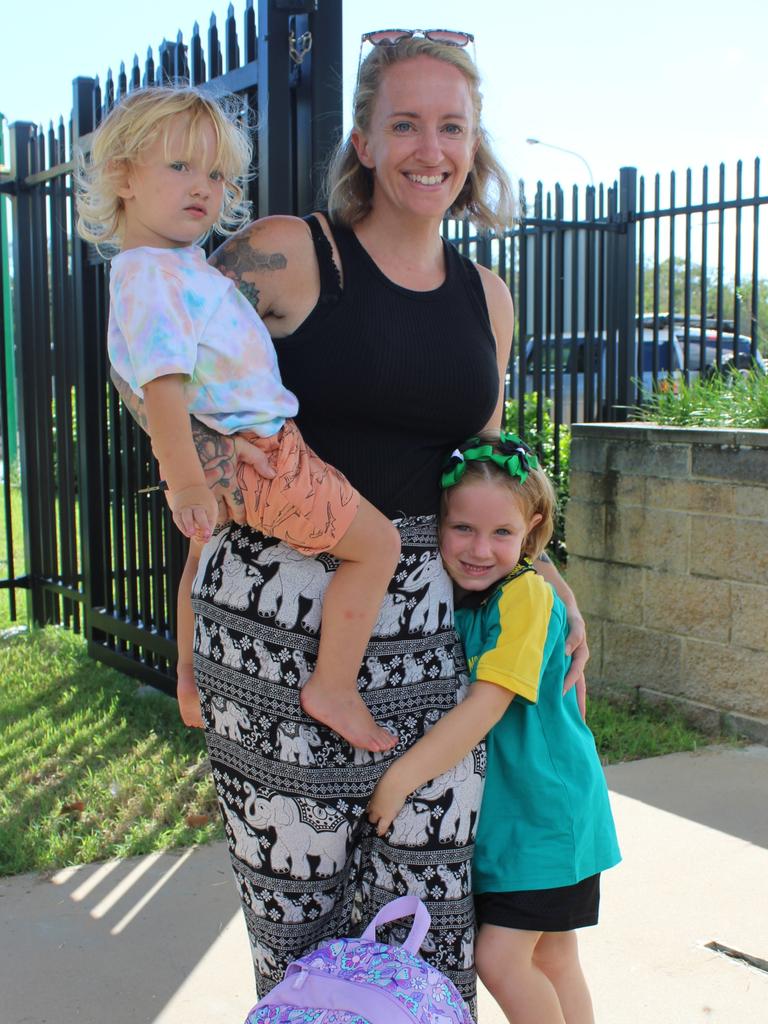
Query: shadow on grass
0 627 223 877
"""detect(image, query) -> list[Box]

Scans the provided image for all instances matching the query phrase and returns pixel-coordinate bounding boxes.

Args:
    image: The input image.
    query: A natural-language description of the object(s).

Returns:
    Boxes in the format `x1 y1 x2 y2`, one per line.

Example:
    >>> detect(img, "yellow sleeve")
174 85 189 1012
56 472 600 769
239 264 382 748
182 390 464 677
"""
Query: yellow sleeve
473 573 553 703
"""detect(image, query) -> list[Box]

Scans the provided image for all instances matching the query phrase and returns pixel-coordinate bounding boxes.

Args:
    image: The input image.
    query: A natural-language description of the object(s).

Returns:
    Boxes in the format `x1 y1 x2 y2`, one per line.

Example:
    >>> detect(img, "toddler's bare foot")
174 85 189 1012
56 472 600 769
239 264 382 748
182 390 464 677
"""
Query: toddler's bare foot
300 673 397 752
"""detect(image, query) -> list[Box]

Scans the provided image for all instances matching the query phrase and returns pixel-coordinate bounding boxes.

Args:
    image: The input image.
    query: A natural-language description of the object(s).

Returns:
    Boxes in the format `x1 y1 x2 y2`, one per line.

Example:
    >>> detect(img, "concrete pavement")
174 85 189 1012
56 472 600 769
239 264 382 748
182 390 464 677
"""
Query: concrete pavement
2 744 767 1024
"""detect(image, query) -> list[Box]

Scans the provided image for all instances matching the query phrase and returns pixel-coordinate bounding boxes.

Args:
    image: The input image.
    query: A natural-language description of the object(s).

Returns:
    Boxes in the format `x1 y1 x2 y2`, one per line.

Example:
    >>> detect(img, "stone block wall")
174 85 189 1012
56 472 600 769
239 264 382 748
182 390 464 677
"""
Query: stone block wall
565 424 768 742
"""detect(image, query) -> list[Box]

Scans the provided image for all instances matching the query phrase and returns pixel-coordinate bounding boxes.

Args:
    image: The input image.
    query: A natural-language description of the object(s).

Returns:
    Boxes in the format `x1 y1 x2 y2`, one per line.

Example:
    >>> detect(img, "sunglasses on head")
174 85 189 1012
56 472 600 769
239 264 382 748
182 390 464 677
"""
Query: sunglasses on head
361 28 475 48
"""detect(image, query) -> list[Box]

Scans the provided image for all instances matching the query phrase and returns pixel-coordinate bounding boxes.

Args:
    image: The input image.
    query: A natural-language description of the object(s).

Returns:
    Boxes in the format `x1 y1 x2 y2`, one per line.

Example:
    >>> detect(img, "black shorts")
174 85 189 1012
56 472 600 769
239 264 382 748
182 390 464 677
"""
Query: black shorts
474 873 601 932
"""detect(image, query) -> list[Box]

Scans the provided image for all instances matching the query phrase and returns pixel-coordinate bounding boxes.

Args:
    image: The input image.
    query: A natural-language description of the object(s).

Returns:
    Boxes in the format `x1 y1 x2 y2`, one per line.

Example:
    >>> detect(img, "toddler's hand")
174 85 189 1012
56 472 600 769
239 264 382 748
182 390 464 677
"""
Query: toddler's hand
169 484 219 542
367 775 409 837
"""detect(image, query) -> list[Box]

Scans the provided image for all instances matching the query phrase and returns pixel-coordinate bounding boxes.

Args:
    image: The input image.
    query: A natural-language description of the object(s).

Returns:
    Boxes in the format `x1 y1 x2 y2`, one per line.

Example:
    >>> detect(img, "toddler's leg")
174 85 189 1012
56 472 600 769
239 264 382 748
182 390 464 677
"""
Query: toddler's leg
300 497 401 751
533 932 595 1024
475 924 565 1024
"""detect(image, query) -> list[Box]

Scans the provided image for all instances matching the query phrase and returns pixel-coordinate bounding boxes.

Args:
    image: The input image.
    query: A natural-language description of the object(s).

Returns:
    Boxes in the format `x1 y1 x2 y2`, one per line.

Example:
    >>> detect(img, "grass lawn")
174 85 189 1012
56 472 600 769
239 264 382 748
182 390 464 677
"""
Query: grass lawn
0 626 221 877
1 625 719 879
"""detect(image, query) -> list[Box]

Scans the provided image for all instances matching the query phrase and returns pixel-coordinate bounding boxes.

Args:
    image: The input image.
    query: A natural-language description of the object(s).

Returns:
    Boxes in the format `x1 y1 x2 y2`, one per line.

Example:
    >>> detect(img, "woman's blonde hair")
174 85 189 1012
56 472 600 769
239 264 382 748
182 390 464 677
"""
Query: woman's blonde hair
75 85 252 254
325 37 515 235
440 430 556 559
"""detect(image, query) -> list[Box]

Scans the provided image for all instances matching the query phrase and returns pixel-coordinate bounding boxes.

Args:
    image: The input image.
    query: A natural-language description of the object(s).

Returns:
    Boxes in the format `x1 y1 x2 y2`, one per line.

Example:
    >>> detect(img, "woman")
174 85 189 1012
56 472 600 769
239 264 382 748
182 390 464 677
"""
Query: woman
176 33 587 1013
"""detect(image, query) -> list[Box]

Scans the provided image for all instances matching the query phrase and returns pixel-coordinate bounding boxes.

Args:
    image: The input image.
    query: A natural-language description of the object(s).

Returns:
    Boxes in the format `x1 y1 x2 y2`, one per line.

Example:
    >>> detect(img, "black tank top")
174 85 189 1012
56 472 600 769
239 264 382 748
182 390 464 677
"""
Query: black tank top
274 217 499 518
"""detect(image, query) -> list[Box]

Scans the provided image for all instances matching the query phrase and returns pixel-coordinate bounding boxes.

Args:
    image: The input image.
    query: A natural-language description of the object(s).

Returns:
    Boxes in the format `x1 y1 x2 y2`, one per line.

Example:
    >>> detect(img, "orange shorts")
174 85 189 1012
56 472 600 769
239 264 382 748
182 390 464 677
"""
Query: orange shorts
236 419 360 555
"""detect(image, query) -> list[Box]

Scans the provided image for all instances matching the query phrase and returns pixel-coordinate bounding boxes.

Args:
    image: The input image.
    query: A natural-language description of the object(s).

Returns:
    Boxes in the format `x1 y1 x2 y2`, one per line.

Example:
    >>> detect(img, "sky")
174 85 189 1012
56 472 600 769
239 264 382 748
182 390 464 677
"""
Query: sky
1 0 766 199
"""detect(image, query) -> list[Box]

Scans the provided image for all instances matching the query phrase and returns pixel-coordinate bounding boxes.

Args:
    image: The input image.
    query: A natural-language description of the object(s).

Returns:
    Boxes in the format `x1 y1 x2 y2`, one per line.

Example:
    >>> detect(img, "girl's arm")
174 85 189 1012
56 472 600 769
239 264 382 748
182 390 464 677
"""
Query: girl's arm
142 375 218 541
534 554 588 717
367 681 514 835
176 543 203 728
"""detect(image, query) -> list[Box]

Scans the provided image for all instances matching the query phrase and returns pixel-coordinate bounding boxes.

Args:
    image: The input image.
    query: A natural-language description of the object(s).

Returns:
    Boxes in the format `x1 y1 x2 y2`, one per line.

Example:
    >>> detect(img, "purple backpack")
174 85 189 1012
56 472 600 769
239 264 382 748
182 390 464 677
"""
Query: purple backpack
245 895 473 1024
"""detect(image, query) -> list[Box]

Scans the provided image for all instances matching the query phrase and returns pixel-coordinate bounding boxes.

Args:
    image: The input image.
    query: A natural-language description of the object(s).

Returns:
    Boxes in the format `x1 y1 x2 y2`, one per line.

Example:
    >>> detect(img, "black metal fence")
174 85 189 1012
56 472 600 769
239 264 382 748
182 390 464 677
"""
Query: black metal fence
0 0 342 690
1 2 766 689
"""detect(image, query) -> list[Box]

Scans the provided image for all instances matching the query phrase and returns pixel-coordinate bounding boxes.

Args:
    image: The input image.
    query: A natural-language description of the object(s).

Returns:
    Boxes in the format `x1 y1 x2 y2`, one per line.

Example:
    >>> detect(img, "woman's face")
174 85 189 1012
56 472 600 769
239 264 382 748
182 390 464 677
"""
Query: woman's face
352 55 478 223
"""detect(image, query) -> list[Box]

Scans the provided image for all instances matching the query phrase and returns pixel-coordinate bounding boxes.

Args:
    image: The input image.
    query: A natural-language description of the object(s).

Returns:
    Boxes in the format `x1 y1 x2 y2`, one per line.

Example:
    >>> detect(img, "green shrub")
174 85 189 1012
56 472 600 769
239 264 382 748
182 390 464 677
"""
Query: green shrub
504 392 571 559
634 368 768 428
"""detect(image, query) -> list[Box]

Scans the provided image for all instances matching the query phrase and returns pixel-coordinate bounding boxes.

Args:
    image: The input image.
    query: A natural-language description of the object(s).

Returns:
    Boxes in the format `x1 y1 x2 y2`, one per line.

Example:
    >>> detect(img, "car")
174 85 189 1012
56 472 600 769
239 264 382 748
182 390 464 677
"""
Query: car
511 329 684 424
640 315 766 379
512 317 765 423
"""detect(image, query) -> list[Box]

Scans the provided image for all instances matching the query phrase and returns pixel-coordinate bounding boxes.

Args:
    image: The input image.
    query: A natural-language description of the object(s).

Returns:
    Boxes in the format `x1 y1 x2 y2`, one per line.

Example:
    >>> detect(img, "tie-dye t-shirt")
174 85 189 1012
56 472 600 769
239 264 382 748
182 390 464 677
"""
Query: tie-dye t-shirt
108 245 299 436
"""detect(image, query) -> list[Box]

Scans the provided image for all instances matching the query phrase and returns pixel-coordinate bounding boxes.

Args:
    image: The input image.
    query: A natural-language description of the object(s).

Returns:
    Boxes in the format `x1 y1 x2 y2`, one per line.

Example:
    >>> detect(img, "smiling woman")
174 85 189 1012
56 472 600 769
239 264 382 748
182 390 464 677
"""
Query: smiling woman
171 32 590 1018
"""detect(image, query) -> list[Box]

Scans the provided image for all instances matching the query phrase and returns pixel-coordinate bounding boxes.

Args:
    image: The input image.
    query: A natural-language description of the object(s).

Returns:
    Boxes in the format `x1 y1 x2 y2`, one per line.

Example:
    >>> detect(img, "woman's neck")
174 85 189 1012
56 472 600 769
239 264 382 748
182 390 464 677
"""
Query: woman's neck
353 207 447 291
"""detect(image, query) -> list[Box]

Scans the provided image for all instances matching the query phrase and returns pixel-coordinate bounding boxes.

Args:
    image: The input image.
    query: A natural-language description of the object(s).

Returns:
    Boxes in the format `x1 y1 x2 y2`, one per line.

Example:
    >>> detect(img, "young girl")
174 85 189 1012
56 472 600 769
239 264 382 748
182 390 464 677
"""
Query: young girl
76 85 401 752
367 431 621 1024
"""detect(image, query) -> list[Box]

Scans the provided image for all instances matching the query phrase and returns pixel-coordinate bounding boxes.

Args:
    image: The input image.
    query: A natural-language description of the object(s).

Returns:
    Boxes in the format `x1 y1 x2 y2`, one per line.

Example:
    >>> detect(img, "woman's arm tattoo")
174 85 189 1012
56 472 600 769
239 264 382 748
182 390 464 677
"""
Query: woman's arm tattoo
190 420 244 506
110 366 149 433
210 235 287 310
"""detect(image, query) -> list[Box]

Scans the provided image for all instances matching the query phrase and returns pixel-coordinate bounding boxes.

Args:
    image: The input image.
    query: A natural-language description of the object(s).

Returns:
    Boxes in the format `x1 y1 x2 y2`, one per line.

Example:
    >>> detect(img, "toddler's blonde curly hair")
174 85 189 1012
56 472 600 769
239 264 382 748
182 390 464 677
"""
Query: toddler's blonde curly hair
75 85 252 254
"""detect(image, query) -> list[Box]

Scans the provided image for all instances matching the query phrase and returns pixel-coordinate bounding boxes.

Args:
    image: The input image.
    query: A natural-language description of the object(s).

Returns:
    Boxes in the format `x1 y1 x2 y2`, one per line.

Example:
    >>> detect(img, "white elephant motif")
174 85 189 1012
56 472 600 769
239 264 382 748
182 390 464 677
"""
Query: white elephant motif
372 591 408 637
212 541 262 610
243 785 351 879
240 876 266 915
251 940 278 976
291 649 312 685
311 891 336 915
417 755 483 845
398 863 430 899
365 656 391 689
219 627 244 670
389 798 434 847
401 652 425 683
436 862 465 899
352 744 388 766
377 552 451 636
211 696 251 742
402 552 451 635
250 638 283 682
255 546 331 631
196 619 213 657
371 858 394 890
222 804 265 868
434 646 455 678
271 890 306 922
460 928 474 969
275 722 323 765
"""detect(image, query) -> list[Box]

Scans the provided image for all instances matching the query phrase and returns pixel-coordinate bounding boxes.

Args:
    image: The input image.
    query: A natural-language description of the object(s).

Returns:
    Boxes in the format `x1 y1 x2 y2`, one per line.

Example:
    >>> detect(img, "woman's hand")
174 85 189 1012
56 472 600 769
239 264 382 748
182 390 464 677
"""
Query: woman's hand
564 610 589 720
188 422 275 525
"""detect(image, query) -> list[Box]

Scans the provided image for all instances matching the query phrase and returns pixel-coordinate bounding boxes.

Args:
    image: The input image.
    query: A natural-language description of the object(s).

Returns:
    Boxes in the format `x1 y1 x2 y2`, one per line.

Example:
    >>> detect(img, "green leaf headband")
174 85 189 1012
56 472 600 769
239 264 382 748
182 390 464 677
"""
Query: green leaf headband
440 432 540 489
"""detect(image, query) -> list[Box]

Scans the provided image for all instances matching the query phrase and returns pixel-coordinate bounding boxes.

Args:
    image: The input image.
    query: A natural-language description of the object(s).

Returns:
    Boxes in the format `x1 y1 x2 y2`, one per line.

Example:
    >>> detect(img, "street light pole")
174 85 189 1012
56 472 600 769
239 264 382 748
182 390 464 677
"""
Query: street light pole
526 137 595 188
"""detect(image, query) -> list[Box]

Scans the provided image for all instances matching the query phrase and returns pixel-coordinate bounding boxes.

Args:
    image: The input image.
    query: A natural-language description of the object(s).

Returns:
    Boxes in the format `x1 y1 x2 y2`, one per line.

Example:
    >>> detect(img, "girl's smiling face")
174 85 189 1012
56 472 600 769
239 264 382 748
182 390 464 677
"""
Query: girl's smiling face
439 478 543 593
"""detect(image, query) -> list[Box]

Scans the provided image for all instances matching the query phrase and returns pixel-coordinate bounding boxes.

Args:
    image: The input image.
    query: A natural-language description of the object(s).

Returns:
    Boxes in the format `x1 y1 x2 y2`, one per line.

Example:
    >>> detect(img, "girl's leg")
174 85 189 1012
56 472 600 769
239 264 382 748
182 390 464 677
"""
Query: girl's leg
300 496 401 751
475 924 565 1024
532 932 595 1024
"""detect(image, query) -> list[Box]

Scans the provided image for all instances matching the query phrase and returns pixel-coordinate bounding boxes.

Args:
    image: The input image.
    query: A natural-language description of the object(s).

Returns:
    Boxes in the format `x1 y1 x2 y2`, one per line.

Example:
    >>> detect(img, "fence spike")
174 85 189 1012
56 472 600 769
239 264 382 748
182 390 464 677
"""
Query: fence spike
244 0 256 62
226 1 239 71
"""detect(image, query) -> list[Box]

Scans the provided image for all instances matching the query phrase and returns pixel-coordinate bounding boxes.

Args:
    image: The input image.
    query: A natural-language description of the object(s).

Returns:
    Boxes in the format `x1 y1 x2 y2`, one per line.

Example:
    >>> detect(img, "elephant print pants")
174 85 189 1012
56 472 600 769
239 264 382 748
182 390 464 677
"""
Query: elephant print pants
192 515 484 1015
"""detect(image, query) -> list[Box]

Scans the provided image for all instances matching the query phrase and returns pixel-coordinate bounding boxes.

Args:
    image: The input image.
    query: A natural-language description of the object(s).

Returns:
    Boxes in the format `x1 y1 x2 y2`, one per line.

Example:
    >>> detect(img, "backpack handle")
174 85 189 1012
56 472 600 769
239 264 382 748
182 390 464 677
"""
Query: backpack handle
361 895 432 954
